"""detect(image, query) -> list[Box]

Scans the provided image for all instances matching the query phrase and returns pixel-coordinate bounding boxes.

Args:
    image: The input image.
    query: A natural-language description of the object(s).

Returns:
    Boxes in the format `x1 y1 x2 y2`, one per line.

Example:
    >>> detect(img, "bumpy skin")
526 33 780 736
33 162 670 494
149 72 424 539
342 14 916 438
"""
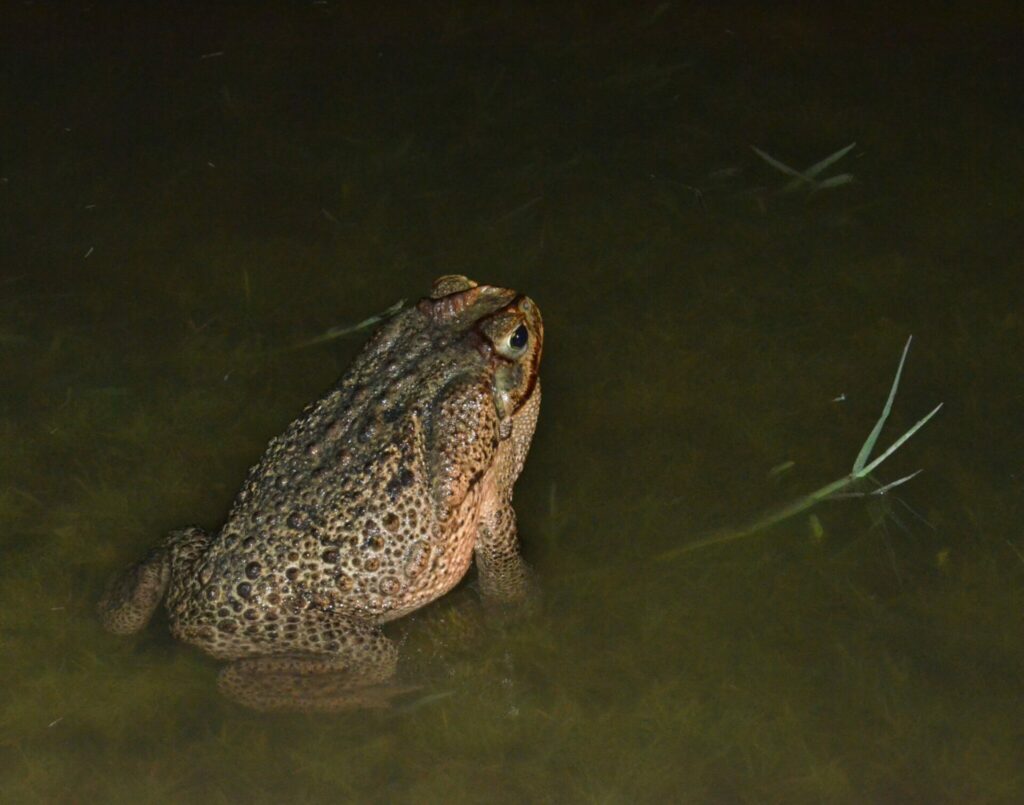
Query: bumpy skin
98 276 543 711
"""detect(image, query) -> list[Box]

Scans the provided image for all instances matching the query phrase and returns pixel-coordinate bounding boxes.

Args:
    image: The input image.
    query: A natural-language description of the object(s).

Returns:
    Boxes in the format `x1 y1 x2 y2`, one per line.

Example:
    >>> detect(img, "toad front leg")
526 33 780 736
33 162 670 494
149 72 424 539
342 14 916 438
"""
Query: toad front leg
474 501 533 605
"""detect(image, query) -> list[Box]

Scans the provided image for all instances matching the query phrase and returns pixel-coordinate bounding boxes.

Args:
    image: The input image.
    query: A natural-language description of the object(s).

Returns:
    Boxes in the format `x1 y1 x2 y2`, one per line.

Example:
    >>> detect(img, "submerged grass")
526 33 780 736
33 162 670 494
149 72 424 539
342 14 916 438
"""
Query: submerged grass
3 2 1023 802
751 141 857 194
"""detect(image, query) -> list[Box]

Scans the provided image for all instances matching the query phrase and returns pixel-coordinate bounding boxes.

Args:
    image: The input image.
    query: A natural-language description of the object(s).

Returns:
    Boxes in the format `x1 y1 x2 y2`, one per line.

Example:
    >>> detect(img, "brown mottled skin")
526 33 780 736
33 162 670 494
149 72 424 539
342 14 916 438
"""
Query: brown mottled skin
98 276 542 711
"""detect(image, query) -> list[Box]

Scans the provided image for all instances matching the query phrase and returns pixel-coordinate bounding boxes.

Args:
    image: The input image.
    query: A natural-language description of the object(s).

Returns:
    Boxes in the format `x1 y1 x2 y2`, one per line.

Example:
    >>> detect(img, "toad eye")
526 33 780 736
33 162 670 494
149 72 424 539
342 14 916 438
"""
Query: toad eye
508 324 529 351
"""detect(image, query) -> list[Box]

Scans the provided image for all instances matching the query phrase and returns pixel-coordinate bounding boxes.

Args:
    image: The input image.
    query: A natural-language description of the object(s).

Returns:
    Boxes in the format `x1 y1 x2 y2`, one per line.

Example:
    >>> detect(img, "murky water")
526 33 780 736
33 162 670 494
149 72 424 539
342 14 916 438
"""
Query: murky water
3 3 1023 802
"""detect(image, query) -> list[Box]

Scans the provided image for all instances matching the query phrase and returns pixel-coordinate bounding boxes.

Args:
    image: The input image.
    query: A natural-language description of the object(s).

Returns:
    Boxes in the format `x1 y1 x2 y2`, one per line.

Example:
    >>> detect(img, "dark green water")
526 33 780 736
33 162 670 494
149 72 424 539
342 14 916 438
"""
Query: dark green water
3 3 1023 802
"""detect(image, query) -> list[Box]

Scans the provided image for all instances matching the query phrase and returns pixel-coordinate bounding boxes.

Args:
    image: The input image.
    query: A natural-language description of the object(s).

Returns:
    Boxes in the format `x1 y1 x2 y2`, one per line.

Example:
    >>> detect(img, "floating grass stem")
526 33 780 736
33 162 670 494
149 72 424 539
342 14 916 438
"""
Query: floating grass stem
658 336 942 561
285 298 406 351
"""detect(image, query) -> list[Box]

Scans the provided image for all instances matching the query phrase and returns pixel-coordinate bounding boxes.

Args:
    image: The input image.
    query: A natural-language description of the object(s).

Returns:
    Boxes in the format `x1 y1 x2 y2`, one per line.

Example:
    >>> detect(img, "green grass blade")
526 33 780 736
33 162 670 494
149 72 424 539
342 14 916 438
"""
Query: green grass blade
853 335 913 473
751 146 805 179
813 173 855 189
802 141 856 179
859 402 943 477
869 468 924 495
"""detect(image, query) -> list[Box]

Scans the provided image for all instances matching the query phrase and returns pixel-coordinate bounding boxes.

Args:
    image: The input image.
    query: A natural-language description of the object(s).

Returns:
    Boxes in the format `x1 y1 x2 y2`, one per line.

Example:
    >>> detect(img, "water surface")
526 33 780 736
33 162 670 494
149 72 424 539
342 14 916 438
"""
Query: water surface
3 3 1022 802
